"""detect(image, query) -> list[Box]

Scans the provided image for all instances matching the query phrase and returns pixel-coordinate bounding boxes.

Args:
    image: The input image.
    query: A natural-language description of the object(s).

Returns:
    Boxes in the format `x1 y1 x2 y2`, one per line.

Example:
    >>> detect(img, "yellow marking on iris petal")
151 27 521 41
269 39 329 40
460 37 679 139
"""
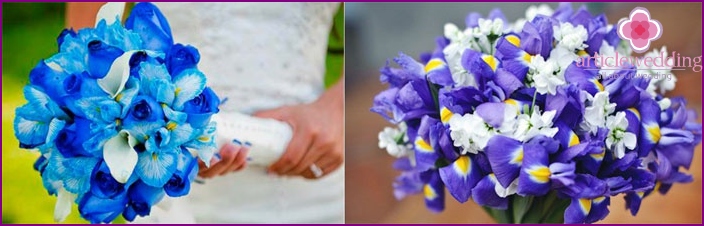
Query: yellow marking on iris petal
527 166 551 183
504 99 521 114
592 79 605 92
593 196 606 204
424 59 445 73
115 93 124 102
455 156 471 176
637 191 645 198
166 121 178 131
440 107 453 124
522 52 533 64
510 148 524 165
506 35 521 47
415 137 434 153
174 87 182 96
577 50 589 57
579 198 592 214
569 132 580 147
654 182 662 192
647 124 662 143
115 119 122 127
628 108 641 120
591 149 605 161
143 135 150 141
152 152 158 161
424 184 437 199
482 55 499 72
198 136 211 142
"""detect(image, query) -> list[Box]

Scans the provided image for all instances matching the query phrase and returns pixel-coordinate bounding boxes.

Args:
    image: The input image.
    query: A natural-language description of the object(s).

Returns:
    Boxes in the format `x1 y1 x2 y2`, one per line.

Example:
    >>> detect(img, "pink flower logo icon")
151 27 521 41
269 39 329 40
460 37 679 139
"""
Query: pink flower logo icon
618 7 662 53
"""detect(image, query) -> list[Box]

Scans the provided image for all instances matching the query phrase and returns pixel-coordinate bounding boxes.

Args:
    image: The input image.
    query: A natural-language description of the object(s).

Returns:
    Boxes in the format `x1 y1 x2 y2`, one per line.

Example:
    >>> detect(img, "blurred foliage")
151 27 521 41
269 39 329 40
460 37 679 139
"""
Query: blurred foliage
325 3 344 88
1 2 89 224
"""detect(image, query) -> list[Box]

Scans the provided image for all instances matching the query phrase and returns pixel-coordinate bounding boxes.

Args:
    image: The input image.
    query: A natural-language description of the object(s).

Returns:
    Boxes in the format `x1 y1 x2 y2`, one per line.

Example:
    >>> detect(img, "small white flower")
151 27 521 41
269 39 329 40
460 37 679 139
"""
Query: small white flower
526 4 554 21
513 107 559 142
581 91 616 134
449 114 489 154
658 97 671 110
378 126 411 158
550 46 579 73
528 55 564 95
553 23 588 50
640 47 677 96
605 112 637 159
476 18 504 36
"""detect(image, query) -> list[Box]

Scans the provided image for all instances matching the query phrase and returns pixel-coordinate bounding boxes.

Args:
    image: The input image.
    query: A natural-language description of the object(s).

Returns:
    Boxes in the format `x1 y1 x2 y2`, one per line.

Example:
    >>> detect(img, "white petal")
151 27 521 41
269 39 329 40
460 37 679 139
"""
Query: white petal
494 178 518 198
623 132 637 150
54 188 76 222
103 130 138 183
95 2 126 27
98 51 137 98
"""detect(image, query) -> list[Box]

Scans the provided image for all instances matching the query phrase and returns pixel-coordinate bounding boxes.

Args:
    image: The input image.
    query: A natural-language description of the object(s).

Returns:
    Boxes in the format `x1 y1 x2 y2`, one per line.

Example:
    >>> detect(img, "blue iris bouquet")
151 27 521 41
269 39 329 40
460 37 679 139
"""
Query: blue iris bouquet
13 2 220 223
373 3 701 223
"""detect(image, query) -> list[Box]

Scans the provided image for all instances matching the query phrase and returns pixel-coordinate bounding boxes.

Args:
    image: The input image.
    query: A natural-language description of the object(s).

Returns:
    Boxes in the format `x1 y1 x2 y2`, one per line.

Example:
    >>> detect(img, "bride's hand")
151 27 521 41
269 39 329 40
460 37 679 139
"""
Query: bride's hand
197 142 250 178
254 79 344 179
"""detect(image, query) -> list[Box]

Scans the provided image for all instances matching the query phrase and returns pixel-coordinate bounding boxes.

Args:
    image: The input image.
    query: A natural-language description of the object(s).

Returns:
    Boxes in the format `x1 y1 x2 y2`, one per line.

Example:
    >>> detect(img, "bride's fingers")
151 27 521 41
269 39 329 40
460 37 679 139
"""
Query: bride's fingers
200 144 237 178
286 146 325 176
223 144 250 175
268 125 312 175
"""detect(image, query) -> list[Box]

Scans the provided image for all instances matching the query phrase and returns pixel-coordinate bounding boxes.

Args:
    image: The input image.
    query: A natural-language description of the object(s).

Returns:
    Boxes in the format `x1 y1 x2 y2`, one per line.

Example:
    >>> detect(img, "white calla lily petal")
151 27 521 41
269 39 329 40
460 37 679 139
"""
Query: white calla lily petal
103 130 138 183
53 188 77 223
98 50 137 98
95 2 126 27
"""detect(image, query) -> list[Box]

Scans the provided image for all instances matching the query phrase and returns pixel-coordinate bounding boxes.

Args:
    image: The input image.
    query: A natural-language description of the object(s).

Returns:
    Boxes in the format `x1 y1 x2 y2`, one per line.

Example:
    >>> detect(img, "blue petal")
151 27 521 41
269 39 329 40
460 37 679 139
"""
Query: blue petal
136 148 178 187
471 174 508 210
172 69 206 110
465 12 481 28
60 156 101 194
546 85 585 128
439 156 481 203
164 148 198 197
87 40 125 79
521 15 555 58
637 99 662 156
126 180 166 217
564 198 590 223
166 44 200 77
485 135 523 187
584 196 610 223
78 190 128 224
624 191 645 216
563 61 603 96
125 2 174 52
371 88 403 123
552 2 573 22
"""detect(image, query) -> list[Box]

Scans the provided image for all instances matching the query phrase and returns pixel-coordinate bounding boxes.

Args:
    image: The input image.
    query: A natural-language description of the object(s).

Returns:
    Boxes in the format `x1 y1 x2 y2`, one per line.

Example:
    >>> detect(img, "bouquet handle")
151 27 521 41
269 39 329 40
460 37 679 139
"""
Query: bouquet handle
211 111 293 167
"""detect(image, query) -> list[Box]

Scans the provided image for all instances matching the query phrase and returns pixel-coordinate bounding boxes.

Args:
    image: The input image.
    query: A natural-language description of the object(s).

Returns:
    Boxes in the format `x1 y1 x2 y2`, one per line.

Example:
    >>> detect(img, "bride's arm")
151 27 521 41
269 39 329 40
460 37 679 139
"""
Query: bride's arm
65 2 104 29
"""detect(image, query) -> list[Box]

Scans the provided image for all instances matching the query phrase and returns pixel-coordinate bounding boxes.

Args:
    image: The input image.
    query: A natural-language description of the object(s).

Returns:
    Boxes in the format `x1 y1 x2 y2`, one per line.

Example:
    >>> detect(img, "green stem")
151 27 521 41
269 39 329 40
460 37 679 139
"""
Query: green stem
529 89 538 115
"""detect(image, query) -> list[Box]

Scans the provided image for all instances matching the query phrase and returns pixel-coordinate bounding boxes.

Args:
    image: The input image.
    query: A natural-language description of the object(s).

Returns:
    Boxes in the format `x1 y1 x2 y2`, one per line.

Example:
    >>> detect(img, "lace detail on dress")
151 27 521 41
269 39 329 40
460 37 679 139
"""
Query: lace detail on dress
156 2 339 114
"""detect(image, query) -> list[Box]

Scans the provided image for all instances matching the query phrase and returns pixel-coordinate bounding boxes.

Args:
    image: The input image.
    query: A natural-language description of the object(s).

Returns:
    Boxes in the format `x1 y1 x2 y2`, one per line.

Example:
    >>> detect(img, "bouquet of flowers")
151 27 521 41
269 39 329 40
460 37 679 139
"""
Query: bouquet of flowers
372 3 701 223
14 2 220 223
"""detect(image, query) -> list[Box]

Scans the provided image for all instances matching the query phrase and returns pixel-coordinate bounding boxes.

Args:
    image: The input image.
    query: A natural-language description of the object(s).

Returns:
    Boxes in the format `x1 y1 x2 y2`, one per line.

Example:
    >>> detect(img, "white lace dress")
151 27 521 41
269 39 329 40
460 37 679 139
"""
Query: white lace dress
133 3 344 223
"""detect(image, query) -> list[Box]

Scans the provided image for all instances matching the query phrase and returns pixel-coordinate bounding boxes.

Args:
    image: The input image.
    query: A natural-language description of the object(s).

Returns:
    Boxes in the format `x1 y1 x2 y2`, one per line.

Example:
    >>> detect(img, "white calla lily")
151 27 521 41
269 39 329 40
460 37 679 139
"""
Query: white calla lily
97 50 137 98
103 130 139 183
95 2 126 27
54 188 77 222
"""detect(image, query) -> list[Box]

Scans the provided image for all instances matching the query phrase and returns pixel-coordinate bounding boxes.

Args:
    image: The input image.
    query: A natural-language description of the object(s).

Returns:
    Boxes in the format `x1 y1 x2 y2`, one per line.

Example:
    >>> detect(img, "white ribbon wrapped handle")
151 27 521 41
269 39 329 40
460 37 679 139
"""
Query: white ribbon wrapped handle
211 112 293 167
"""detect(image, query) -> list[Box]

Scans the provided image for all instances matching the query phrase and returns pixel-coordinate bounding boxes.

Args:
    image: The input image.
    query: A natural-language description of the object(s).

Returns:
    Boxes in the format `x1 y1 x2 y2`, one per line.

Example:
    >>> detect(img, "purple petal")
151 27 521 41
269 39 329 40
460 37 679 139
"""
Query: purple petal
517 143 551 196
475 102 507 128
485 135 523 187
471 174 509 210
439 156 482 203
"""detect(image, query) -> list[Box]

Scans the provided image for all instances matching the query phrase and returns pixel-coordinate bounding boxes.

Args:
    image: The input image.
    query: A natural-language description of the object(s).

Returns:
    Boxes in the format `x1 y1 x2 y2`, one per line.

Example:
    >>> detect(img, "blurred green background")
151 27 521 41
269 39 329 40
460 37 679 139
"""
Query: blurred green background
2 3 90 224
2 2 344 223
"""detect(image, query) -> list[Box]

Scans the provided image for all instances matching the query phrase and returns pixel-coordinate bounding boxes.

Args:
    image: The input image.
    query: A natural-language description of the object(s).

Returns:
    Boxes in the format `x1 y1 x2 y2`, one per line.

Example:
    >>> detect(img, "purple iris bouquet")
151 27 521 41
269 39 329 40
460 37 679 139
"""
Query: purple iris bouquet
13 2 219 223
372 3 701 223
